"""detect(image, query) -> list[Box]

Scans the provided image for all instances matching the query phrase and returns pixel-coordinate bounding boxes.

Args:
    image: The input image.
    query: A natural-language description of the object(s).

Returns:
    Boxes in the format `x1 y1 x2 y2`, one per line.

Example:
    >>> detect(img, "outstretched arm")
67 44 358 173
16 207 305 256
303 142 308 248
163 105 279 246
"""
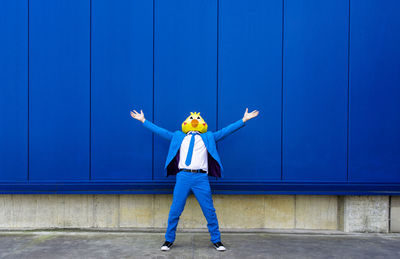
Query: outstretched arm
213 108 259 142
130 109 173 140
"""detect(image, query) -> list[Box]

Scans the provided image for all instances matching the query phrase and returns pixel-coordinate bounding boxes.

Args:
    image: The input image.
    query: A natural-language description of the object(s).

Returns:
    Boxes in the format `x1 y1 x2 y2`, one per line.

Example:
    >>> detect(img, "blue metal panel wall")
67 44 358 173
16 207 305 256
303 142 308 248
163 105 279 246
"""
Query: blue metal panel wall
29 0 90 180
0 0 399 194
349 0 400 182
153 0 217 180
0 0 28 182
283 0 348 181
217 0 282 181
91 0 153 180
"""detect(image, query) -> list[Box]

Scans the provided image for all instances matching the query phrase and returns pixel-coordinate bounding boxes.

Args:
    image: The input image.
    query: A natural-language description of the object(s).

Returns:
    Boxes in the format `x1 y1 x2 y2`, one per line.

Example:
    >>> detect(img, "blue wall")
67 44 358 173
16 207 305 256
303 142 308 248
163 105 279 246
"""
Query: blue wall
1 0 399 194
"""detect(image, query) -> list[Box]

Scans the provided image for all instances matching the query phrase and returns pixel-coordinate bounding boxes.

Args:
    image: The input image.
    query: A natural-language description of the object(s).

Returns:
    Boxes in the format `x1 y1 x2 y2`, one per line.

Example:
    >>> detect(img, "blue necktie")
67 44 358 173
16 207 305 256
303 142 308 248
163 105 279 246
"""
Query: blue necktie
185 132 198 166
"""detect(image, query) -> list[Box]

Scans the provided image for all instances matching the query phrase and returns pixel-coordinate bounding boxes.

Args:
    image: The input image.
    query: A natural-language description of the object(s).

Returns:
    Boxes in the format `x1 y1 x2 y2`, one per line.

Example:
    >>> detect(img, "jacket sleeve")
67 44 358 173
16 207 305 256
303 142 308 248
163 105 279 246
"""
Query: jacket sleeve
213 119 246 142
142 120 173 141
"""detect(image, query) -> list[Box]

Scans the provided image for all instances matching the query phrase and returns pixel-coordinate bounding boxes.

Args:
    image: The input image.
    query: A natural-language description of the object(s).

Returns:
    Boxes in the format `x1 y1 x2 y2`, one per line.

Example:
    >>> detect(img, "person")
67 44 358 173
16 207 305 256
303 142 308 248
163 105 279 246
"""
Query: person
130 108 259 251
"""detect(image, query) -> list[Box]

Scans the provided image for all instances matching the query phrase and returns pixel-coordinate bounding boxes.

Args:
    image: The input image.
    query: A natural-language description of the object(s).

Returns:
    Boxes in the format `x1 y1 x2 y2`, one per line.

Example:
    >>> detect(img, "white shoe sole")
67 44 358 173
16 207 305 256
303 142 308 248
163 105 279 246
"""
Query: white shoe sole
215 246 226 251
161 245 172 251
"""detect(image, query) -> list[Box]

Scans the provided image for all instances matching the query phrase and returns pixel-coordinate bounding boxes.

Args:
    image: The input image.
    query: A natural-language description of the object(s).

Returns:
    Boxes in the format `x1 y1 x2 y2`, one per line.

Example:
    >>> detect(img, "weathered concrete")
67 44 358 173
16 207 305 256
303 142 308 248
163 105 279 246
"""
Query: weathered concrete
63 195 94 228
214 195 265 229
0 231 400 259
119 195 154 228
391 196 400 232
264 195 295 228
0 194 393 233
340 196 389 233
295 195 337 230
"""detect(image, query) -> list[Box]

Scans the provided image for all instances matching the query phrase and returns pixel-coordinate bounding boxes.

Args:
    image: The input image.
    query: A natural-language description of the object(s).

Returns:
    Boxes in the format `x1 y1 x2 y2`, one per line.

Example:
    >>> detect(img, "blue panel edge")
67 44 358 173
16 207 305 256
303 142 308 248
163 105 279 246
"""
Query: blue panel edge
0 182 399 195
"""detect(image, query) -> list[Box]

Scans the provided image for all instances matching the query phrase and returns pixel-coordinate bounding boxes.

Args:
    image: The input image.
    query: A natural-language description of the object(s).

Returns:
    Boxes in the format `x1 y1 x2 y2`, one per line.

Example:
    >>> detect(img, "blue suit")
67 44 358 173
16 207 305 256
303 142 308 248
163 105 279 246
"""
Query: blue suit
142 118 246 243
142 118 245 178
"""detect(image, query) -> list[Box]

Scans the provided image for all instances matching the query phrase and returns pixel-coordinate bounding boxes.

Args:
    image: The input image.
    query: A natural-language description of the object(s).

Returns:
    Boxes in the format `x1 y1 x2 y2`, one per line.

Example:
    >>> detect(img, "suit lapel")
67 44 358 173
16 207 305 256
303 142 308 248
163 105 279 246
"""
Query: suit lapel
200 133 209 147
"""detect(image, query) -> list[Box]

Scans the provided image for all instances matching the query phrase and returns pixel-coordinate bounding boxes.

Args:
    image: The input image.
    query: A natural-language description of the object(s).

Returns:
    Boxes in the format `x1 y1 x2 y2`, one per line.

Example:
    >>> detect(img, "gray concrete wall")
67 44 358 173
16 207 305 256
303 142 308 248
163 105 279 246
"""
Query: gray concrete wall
0 194 394 233
391 196 400 232
339 196 389 233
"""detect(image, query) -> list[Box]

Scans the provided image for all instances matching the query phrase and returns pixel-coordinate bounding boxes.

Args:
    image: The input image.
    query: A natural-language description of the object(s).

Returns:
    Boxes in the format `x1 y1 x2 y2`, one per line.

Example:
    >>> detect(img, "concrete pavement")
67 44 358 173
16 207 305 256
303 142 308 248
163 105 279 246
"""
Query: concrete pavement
0 230 400 258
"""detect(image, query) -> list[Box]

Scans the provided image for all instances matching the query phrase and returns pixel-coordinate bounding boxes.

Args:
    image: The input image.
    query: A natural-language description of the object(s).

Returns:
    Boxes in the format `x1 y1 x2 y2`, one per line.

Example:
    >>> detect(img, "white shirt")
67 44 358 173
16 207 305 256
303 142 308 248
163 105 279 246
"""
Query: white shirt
178 131 208 173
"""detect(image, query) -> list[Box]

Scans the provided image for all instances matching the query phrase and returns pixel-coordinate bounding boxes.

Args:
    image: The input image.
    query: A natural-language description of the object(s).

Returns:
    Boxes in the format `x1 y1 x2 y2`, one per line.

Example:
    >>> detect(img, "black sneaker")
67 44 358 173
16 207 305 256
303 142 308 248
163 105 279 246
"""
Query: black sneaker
213 241 226 251
161 241 173 251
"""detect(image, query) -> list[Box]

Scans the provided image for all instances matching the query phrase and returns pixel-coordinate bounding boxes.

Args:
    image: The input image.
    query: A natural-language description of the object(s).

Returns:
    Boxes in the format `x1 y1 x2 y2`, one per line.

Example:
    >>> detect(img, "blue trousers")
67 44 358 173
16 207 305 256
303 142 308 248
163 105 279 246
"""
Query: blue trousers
165 170 221 243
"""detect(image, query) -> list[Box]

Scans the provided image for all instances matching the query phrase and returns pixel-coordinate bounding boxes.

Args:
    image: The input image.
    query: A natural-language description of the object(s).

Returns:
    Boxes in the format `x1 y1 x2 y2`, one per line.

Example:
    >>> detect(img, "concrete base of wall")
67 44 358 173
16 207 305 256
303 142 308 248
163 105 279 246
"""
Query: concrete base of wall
391 196 400 232
339 196 389 232
0 194 395 232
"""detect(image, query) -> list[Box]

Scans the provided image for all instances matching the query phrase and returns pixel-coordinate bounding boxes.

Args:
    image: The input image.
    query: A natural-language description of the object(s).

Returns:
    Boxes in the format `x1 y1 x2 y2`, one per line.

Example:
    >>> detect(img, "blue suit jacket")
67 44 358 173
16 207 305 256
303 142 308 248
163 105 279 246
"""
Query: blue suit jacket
142 119 246 178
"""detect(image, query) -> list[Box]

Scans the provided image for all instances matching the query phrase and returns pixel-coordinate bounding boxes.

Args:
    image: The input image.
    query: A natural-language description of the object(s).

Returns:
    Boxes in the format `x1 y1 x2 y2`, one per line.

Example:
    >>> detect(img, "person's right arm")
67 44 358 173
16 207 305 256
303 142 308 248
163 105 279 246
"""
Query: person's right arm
130 109 173 141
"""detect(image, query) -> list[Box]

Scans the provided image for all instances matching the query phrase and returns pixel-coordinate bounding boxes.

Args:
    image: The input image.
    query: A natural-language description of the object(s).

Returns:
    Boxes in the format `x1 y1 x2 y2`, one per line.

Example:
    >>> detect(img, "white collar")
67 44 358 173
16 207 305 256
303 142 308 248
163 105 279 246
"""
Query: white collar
187 131 200 135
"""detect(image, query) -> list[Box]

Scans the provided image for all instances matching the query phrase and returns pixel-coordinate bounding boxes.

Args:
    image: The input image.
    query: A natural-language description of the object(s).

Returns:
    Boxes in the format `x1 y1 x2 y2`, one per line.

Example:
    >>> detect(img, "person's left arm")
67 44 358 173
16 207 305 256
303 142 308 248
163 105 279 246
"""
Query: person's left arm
213 108 259 142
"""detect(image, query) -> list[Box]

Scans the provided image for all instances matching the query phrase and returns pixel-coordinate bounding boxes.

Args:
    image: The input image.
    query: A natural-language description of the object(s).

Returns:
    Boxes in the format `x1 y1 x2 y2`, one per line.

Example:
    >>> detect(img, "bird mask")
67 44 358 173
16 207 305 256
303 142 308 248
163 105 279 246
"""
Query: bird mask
181 112 208 134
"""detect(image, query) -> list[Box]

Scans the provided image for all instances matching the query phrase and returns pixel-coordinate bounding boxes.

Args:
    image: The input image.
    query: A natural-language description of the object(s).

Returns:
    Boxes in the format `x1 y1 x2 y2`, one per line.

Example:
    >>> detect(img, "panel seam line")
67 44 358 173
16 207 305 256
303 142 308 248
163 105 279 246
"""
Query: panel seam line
27 0 30 181
346 0 350 182
281 0 284 181
152 0 155 180
89 0 92 180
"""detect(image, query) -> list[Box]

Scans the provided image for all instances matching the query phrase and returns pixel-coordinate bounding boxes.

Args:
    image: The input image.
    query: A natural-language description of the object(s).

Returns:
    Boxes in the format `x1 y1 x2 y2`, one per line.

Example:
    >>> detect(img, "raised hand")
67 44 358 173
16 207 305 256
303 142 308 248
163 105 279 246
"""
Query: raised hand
130 109 145 123
242 108 259 123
